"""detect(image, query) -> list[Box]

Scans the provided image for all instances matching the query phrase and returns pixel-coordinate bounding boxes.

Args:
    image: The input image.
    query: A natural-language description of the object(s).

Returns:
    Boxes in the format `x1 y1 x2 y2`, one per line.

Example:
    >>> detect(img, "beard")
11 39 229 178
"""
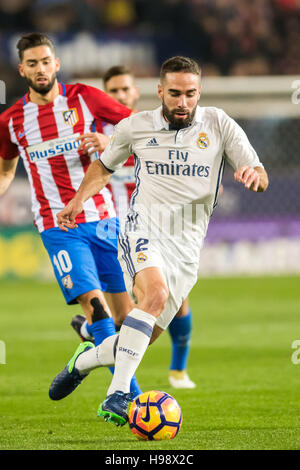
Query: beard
25 72 57 96
162 100 197 130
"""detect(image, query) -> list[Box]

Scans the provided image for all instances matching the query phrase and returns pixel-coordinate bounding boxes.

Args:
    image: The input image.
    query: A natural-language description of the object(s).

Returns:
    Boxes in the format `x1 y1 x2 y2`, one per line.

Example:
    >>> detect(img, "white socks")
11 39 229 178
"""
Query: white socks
107 308 156 395
75 334 118 375
74 308 156 395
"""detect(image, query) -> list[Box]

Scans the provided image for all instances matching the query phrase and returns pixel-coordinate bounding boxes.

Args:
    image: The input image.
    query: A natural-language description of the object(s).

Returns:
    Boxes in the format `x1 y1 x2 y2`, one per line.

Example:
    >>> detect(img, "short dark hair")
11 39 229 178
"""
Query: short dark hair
160 56 201 82
17 33 55 61
103 65 133 87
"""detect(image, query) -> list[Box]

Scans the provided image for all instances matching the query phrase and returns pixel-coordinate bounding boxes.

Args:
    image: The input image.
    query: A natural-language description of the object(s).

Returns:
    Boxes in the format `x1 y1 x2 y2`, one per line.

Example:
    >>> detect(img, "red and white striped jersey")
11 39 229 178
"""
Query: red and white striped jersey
102 121 135 221
0 83 131 232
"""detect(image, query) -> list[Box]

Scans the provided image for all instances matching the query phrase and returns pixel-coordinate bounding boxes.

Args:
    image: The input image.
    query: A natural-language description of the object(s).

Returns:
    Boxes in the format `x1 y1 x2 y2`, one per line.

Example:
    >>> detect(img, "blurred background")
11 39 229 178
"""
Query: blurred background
0 0 300 279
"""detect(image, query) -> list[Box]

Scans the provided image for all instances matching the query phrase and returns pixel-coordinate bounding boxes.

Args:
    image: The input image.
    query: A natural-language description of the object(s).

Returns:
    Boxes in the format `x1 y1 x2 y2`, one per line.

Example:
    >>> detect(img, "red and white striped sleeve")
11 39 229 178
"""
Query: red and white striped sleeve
0 113 19 160
70 84 132 125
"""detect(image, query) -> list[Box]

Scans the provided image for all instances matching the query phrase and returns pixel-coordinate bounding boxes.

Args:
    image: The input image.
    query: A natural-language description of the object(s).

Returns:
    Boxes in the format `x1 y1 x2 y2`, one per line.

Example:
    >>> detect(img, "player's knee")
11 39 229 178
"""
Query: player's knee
150 283 169 312
142 283 169 316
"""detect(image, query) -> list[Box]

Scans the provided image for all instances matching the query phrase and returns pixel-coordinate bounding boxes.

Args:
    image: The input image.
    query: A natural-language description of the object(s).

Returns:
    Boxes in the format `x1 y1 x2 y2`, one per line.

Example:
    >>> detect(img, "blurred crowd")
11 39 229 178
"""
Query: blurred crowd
0 0 299 77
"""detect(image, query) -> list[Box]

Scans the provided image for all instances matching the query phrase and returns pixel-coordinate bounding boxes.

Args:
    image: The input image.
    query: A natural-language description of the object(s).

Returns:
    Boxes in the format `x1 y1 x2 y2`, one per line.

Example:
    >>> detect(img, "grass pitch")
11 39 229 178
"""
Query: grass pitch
1 276 300 450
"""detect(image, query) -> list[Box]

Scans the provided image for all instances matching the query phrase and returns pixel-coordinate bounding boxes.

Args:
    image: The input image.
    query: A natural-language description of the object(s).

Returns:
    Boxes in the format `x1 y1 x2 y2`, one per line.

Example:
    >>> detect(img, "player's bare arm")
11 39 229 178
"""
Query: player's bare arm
234 165 269 192
57 159 112 231
0 155 19 195
77 132 110 154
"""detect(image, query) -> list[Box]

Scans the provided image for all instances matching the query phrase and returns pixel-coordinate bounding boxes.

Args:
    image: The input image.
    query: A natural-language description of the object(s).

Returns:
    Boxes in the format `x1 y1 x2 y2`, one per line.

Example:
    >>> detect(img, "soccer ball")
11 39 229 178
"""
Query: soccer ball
128 390 183 440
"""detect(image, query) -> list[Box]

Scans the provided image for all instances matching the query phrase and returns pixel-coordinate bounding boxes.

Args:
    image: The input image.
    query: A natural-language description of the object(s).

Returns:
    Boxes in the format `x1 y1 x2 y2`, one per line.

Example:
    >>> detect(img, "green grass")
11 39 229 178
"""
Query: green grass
1 276 300 450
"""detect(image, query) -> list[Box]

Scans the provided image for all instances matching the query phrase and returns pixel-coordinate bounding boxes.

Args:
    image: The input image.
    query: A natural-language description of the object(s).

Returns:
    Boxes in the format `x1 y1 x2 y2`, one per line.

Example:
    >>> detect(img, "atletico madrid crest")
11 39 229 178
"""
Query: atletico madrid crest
62 274 73 289
62 108 79 127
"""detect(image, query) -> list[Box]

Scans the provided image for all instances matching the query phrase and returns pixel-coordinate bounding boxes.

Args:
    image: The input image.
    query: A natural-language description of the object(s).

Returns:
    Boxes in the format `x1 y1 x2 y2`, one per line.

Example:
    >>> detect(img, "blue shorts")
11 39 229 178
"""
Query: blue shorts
41 219 126 305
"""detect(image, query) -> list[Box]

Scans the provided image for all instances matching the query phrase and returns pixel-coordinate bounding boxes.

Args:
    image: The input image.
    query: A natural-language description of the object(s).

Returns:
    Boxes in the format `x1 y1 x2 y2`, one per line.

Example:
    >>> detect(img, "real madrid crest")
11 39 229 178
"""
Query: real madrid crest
137 252 147 263
197 132 209 149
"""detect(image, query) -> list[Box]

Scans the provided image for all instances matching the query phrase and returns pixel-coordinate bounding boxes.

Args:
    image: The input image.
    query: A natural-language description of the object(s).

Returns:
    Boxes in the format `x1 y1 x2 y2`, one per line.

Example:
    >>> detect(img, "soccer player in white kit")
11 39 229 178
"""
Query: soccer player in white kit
51 56 269 426
73 65 196 389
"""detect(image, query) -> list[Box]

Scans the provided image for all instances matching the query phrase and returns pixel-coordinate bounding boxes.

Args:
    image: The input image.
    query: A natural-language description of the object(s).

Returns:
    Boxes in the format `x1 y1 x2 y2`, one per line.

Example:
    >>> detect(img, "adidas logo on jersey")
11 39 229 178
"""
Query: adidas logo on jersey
146 138 159 147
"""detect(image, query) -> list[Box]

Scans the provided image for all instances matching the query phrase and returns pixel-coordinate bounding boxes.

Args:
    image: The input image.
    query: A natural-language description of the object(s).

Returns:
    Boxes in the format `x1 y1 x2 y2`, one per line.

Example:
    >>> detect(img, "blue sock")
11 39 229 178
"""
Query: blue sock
168 309 192 371
88 318 142 397
88 317 116 346
86 321 93 337
129 375 142 398
88 318 116 374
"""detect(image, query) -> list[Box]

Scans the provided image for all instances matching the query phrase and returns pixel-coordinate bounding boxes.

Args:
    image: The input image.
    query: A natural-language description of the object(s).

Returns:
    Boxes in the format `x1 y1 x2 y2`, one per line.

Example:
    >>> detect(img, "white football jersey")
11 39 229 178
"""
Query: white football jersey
100 105 263 262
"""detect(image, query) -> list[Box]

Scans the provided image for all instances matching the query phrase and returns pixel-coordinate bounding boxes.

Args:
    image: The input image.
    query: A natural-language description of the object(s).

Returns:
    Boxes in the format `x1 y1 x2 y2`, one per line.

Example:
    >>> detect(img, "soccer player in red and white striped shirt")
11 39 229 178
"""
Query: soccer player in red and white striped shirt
0 33 141 398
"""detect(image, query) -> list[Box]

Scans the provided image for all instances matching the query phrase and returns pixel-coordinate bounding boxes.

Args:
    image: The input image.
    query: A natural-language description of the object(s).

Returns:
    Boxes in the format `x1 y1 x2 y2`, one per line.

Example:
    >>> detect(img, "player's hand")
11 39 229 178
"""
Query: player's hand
234 166 260 192
57 198 83 232
77 132 110 154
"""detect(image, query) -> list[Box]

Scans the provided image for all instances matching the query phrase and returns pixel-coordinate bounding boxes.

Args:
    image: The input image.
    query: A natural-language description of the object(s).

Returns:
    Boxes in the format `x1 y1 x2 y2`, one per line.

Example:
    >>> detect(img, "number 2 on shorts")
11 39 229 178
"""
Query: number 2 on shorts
136 238 149 252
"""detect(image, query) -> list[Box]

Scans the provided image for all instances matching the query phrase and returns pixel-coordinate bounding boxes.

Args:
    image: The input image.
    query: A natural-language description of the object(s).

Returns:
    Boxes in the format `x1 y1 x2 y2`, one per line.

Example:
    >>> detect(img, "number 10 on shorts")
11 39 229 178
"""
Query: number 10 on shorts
53 250 73 276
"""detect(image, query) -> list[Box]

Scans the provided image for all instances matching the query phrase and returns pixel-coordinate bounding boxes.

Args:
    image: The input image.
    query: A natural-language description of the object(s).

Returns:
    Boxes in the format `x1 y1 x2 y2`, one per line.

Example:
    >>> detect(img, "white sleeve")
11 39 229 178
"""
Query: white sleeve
219 109 264 171
99 117 132 173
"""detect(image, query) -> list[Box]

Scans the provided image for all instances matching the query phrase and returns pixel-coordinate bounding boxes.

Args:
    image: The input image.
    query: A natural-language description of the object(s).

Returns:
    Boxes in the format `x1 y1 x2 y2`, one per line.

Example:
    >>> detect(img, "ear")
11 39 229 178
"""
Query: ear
198 84 202 99
55 57 61 73
157 83 163 100
18 63 25 78
135 86 140 101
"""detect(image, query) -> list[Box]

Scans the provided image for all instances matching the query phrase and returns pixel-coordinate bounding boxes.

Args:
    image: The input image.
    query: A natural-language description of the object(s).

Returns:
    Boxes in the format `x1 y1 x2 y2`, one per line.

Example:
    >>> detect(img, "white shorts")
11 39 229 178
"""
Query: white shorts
118 232 199 330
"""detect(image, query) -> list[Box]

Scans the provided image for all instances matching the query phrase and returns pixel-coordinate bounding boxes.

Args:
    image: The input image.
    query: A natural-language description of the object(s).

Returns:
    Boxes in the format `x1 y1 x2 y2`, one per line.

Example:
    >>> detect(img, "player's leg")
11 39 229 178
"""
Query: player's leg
106 266 168 394
41 224 119 350
90 218 142 396
98 266 168 425
48 268 165 404
42 223 129 399
103 290 142 396
63 282 163 377
103 291 133 327
49 276 163 400
76 289 116 349
64 316 164 377
69 293 142 396
50 238 198 412
168 297 196 389
70 290 131 343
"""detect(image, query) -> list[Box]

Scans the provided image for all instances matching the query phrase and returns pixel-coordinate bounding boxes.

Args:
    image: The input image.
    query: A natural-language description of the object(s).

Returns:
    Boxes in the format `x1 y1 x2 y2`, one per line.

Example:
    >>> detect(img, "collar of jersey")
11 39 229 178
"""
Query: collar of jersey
22 82 66 105
153 105 203 131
